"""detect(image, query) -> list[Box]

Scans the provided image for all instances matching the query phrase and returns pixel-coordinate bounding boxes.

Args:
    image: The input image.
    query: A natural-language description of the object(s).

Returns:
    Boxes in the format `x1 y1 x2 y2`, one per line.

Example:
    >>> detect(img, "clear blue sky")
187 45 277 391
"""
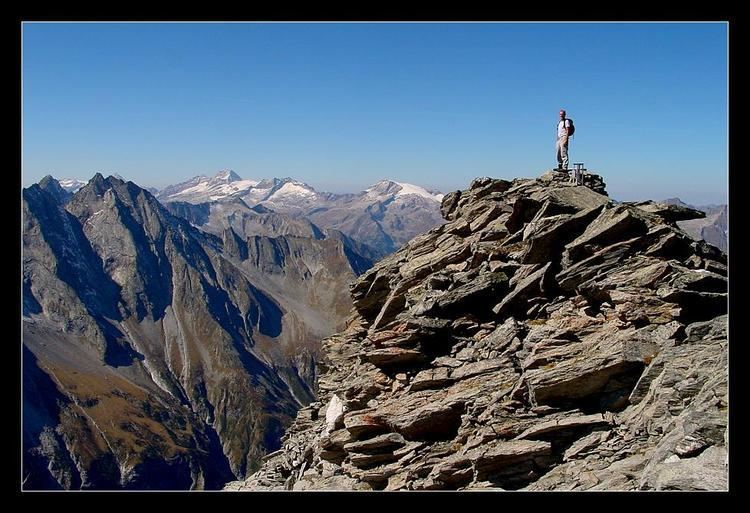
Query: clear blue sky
22 22 728 205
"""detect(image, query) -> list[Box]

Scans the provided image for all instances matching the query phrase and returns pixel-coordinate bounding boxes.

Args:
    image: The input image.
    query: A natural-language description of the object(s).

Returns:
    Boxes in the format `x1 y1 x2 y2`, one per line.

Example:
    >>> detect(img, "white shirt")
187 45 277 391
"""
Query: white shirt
557 119 571 138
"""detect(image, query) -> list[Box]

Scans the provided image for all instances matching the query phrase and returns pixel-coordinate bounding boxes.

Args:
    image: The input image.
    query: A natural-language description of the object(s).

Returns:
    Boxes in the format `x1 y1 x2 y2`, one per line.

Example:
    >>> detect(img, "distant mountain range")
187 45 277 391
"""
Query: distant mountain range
154 169 442 204
157 170 262 204
55 170 730 257
662 198 727 253
155 170 446 257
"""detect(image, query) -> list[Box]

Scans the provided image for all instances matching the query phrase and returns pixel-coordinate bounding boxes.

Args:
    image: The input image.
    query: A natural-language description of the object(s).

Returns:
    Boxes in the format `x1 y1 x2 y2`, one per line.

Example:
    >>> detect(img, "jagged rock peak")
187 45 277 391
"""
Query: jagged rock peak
38 174 58 187
37 175 71 204
214 169 243 182
227 169 727 491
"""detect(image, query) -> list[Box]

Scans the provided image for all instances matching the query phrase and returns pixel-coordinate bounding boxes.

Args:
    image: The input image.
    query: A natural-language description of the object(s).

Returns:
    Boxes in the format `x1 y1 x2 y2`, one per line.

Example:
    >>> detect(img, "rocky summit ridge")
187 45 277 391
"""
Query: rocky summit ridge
225 170 728 491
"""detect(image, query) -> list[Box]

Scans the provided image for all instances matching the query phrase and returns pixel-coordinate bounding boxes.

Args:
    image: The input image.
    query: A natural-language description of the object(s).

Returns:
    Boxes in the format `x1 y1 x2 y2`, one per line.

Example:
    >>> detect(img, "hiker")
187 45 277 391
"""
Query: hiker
556 109 573 171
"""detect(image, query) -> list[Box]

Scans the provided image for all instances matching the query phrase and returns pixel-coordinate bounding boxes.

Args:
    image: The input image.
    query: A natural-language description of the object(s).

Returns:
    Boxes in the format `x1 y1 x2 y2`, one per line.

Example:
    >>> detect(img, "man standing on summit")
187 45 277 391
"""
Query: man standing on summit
556 109 573 171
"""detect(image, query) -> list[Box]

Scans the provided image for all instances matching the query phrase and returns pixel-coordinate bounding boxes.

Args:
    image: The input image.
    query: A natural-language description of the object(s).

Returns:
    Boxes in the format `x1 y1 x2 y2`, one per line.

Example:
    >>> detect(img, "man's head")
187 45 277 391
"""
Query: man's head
559 109 566 119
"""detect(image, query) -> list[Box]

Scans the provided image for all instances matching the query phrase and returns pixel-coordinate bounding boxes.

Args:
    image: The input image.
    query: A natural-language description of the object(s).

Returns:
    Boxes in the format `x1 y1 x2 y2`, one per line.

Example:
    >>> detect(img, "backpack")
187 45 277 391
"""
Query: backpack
567 118 575 136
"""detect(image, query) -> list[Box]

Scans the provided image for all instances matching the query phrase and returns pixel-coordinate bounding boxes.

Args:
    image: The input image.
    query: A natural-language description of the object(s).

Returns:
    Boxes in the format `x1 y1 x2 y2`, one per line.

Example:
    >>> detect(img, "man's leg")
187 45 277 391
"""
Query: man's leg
561 140 569 171
556 139 563 170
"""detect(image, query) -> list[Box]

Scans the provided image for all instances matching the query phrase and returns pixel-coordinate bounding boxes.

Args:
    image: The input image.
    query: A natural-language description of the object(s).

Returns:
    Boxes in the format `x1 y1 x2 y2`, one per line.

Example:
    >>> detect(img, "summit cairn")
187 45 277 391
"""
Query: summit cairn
541 168 607 195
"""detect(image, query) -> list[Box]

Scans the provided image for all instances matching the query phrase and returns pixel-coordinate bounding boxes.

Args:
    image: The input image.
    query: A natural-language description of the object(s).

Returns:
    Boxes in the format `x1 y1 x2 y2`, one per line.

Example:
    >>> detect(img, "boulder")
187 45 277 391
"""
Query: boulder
493 263 553 318
565 206 649 264
521 205 605 264
343 432 406 454
426 272 509 317
440 191 462 220
631 201 706 223
530 186 609 213
362 347 426 368
344 412 389 439
514 413 612 440
323 394 345 435
410 367 452 391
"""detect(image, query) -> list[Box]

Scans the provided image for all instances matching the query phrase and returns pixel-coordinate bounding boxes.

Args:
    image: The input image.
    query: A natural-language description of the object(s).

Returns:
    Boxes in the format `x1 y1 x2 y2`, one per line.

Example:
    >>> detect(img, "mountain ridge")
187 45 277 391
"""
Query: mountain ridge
40 171 726 258
662 197 727 253
154 169 444 205
154 170 446 257
22 174 372 489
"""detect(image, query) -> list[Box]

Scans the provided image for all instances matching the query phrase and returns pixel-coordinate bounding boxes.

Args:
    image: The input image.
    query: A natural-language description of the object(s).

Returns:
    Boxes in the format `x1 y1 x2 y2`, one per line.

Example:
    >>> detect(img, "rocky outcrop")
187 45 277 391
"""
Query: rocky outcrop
38 175 73 205
226 170 727 491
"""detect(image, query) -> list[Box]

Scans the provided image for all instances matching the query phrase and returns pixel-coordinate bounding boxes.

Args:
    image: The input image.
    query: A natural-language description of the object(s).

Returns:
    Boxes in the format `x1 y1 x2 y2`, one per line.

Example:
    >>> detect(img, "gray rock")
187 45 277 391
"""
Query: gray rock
492 262 552 318
649 446 727 491
343 433 406 453
426 271 509 317
530 185 609 213
440 191 462 221
521 205 605 264
631 200 706 223
411 367 453 391
565 206 649 264
515 413 612 440
344 412 389 439
362 347 426 368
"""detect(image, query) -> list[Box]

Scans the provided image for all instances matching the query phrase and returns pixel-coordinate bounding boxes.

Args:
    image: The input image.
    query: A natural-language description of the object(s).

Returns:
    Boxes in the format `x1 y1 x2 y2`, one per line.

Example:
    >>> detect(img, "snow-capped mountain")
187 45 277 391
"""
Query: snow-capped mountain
237 177 322 209
364 179 444 202
156 169 260 203
156 172 447 256
58 178 87 193
302 179 446 256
